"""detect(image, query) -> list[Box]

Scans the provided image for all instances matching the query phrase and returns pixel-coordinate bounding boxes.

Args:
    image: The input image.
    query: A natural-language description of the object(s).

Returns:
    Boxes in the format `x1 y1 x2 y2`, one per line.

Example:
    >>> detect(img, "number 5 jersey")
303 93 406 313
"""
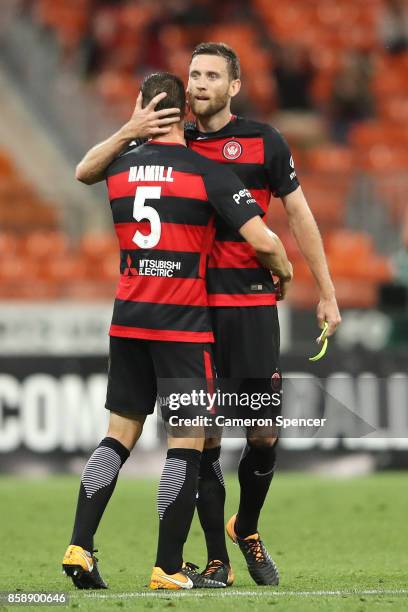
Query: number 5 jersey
105 140 263 343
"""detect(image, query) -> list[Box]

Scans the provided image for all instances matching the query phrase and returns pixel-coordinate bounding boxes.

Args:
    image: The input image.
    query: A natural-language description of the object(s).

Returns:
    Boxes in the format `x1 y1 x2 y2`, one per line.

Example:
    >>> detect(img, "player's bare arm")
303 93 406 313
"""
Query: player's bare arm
239 216 293 298
280 186 341 336
75 92 180 185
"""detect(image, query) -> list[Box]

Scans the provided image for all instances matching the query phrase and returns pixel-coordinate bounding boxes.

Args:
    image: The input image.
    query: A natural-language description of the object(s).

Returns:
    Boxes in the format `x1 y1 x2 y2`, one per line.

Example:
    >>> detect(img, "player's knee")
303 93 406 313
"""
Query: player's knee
204 436 222 449
107 412 145 451
167 439 205 453
106 427 141 451
247 435 278 449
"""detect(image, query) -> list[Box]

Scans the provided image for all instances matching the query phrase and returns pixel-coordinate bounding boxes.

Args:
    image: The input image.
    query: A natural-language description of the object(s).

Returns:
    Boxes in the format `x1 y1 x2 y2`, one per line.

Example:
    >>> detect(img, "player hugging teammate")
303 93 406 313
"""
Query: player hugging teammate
63 42 340 590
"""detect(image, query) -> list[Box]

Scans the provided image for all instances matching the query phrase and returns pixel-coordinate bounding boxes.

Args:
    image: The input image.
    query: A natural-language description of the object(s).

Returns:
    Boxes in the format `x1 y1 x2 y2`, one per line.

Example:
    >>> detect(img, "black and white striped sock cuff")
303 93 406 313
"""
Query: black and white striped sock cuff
81 437 129 499
157 457 187 520
212 458 225 487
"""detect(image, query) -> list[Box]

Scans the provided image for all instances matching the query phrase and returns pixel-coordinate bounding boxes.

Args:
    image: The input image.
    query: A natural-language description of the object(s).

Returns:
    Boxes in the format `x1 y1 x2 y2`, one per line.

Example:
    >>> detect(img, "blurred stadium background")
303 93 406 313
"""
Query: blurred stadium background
0 0 407 477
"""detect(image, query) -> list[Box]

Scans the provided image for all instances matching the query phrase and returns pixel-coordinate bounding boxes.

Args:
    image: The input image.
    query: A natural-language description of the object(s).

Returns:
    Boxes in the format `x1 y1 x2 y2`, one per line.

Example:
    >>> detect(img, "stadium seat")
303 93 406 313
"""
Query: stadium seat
3 0 400 307
327 229 374 258
95 72 140 107
46 255 88 283
101 253 120 282
349 121 407 149
378 97 408 124
360 145 408 173
0 152 14 177
0 232 18 256
80 232 117 260
22 231 69 260
305 146 354 174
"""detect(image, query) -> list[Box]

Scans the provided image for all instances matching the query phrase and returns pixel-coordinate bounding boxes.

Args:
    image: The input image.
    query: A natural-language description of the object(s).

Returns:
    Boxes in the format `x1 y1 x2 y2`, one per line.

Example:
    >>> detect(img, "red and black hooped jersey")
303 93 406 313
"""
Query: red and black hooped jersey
105 141 263 342
186 116 300 307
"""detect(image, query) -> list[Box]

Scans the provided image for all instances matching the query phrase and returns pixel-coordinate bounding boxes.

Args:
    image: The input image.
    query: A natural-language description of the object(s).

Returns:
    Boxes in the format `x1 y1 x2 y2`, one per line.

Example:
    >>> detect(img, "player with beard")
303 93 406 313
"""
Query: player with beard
62 71 293 591
76 43 341 587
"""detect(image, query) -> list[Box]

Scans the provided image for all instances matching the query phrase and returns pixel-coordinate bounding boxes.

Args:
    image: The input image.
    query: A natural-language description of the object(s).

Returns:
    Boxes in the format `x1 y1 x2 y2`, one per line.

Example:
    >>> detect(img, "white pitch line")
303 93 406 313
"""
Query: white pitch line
76 588 408 600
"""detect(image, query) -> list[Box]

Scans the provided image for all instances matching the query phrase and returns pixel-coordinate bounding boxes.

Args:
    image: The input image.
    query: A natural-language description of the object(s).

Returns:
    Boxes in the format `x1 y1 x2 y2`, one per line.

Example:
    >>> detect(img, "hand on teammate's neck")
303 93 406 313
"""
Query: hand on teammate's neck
152 123 187 146
151 105 233 143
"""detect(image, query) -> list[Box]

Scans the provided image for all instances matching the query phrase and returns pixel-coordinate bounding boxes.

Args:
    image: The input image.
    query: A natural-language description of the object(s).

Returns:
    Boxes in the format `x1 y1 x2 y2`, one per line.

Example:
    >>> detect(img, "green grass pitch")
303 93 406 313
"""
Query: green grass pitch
1 472 407 611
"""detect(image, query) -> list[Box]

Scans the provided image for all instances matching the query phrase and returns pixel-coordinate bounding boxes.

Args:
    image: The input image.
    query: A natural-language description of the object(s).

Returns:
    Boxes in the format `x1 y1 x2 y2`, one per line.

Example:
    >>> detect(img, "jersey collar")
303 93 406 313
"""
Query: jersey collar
188 115 238 140
147 140 187 147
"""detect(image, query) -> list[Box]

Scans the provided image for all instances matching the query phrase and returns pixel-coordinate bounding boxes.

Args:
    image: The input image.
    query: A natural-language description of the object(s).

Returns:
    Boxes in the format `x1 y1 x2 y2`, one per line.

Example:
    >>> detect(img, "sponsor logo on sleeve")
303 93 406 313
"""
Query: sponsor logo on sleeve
289 156 296 180
232 188 257 205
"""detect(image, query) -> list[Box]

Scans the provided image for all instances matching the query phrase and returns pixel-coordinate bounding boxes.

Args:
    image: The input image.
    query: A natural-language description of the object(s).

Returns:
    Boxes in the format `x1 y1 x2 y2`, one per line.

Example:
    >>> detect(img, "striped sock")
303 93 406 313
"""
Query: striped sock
155 448 201 574
70 437 130 552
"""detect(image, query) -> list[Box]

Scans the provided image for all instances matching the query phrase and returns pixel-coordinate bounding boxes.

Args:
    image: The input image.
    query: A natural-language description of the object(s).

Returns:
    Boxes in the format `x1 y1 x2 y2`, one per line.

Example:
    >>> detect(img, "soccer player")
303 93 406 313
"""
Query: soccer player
62 72 293 591
75 43 341 587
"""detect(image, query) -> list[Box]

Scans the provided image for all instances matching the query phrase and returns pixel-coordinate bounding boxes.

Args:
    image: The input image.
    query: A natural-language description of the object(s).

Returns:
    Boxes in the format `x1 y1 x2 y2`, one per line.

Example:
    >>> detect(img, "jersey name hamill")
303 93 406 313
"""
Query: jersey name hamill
128 166 174 182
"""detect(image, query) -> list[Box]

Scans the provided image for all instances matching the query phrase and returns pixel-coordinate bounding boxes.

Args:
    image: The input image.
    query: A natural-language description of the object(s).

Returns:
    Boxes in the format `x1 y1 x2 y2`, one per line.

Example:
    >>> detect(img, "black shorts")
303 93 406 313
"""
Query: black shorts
210 305 282 421
211 305 280 377
105 336 215 420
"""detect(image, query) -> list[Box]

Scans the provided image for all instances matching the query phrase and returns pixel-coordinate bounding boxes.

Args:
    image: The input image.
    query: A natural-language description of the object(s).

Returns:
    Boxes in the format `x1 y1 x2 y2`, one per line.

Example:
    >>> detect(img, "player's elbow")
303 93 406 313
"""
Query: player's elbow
75 163 90 184
240 218 284 254
253 231 281 255
75 163 98 185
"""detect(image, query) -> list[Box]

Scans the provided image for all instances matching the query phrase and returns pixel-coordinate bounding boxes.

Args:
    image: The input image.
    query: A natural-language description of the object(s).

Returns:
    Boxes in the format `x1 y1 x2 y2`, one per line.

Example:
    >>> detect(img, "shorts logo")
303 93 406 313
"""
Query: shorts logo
271 371 281 390
223 140 242 160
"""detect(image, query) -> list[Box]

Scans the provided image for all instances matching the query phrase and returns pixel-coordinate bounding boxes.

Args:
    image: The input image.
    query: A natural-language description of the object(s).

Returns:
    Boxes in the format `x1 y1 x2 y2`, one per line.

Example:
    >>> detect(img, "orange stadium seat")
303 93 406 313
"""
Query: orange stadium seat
0 253 57 300
247 75 277 115
330 280 379 309
324 229 392 283
290 280 376 310
0 232 18 257
159 25 191 51
46 255 88 284
327 229 374 259
372 68 407 98
378 97 408 124
310 198 344 227
0 152 14 177
2 0 397 306
310 72 335 104
360 145 408 173
305 146 354 174
35 0 91 53
310 45 341 74
207 25 257 59
166 50 192 81
119 3 154 32
95 72 140 106
80 233 118 265
22 231 69 260
0 204 57 232
101 252 120 282
349 121 408 149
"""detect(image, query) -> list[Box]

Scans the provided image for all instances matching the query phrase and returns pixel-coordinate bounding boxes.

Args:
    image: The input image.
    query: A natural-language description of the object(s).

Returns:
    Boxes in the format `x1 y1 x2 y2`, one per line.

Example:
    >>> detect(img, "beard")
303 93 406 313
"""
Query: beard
189 90 230 118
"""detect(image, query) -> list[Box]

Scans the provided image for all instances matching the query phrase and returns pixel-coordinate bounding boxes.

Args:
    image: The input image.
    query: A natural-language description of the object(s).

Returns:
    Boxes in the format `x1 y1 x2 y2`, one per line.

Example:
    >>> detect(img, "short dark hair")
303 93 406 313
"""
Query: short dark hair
141 72 186 119
191 42 241 80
